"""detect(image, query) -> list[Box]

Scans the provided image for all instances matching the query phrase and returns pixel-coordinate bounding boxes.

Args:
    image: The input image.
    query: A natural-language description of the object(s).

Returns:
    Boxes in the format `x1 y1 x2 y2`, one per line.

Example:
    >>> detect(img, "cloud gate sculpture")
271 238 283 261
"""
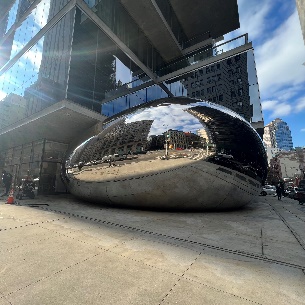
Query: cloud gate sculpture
63 97 267 210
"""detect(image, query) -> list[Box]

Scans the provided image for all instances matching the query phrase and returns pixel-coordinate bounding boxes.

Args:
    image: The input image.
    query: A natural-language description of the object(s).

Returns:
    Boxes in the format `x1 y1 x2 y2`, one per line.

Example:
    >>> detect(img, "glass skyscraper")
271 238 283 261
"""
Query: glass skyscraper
264 118 293 151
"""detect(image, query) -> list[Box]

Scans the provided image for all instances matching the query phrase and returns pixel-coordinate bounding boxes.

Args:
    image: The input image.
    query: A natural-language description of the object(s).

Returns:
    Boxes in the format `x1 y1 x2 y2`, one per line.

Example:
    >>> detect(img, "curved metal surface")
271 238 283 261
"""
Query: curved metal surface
63 97 268 210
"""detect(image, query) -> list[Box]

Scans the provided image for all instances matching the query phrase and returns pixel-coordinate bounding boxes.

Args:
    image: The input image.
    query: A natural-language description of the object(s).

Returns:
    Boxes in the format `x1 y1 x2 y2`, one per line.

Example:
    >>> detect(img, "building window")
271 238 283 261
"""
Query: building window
213 97 217 103
217 63 220 69
206 67 210 73
237 78 242 84
196 91 200 97
231 91 236 98
227 58 232 65
207 87 211 94
201 89 204 95
228 69 233 76
217 74 221 81
211 65 215 72
235 55 240 62
236 66 241 73
219 94 223 101
192 92 195 98
238 88 243 96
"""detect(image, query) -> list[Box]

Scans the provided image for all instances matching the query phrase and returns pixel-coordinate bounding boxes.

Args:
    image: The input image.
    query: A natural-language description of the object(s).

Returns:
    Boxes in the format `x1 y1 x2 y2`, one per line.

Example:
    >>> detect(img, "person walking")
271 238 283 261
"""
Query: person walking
276 182 282 200
2 170 13 196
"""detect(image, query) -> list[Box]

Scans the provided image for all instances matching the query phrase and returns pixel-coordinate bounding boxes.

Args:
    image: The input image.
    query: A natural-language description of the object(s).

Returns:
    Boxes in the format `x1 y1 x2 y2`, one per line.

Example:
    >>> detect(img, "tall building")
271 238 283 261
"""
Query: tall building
263 118 293 163
0 93 26 129
269 147 305 181
0 0 263 193
183 53 253 122
296 0 305 48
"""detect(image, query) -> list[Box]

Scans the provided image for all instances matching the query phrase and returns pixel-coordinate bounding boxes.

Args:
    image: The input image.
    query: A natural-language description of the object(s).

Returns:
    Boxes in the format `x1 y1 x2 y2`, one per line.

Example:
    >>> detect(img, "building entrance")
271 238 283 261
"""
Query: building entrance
0 139 68 195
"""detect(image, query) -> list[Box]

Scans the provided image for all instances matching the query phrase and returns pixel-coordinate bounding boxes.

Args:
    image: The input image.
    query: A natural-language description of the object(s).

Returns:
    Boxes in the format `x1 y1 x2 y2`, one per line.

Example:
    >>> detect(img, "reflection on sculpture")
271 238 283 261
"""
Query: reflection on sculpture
63 97 268 210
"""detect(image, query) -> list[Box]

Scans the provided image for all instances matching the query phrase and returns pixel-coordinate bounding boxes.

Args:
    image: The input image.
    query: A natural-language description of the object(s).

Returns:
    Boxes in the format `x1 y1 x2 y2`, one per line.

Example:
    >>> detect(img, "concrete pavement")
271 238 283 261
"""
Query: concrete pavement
0 194 304 304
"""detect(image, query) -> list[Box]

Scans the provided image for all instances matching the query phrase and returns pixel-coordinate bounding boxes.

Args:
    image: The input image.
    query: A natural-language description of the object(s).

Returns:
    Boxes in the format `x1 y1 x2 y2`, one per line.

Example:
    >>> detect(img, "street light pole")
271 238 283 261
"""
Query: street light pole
163 124 169 158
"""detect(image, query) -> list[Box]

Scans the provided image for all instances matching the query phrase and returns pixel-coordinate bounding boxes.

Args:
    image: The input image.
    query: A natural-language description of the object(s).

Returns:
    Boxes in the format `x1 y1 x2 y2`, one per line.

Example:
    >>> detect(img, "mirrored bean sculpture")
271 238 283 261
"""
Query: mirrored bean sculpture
63 97 267 210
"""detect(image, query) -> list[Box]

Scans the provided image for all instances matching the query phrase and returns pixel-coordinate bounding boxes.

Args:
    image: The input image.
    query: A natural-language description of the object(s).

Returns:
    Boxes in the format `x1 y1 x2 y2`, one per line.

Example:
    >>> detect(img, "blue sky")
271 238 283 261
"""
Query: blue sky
225 0 305 147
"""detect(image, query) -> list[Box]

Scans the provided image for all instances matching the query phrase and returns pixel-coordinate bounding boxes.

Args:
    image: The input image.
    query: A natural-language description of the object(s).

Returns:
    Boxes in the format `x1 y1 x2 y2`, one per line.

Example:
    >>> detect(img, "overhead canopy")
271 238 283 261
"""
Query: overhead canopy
169 0 240 40
0 0 11 17
0 100 107 151
121 0 240 62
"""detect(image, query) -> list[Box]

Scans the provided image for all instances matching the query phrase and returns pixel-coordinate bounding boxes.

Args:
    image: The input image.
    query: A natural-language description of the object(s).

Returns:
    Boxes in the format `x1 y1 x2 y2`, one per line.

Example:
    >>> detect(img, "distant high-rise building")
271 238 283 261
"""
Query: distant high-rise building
263 118 293 162
0 93 26 129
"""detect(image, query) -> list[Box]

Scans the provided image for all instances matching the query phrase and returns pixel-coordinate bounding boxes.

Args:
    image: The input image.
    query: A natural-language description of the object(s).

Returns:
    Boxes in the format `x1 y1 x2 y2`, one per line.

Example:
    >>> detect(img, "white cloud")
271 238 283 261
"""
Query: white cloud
296 97 305 112
261 99 292 117
32 1 51 28
261 100 278 110
126 103 204 135
273 84 304 102
237 0 273 41
23 43 43 73
255 9 305 96
262 95 305 120
301 128 305 132
271 103 293 117
0 90 7 101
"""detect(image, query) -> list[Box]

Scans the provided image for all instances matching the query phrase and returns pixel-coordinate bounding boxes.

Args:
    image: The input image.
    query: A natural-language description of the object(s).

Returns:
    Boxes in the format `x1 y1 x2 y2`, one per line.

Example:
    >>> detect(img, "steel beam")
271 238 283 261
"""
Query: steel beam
156 42 253 83
0 0 77 76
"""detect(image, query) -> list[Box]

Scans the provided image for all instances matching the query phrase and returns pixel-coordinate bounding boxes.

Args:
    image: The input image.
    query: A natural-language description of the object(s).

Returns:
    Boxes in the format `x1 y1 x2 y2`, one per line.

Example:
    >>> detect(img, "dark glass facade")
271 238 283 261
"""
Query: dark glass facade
0 0 262 122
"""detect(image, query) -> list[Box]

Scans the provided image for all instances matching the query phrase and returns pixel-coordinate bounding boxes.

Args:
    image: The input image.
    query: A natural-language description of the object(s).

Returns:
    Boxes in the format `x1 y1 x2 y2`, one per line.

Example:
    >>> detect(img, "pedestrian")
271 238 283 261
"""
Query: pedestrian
276 182 282 200
280 181 285 197
108 156 115 167
2 170 13 196
78 161 84 171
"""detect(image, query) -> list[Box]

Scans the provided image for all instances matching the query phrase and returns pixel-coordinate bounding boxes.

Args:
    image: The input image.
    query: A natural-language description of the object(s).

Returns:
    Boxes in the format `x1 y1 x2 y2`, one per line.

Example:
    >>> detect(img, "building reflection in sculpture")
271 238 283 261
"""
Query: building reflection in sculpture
63 97 267 210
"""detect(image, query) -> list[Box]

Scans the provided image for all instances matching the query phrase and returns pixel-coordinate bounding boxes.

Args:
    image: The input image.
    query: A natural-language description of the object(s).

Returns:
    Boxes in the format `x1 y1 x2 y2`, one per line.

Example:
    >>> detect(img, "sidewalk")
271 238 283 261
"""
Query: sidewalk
0 194 304 305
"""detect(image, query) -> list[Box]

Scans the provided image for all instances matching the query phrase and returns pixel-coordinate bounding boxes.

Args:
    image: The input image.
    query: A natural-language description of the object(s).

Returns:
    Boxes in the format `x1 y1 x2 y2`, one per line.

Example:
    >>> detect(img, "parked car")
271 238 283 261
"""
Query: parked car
288 187 299 200
283 189 290 197
260 185 276 196
296 180 305 205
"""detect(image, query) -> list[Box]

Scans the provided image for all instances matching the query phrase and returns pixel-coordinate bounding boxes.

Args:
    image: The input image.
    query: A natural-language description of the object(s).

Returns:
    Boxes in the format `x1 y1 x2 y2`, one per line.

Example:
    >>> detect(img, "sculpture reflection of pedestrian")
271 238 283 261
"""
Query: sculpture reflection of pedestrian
108 155 115 167
78 162 84 171
2 170 13 196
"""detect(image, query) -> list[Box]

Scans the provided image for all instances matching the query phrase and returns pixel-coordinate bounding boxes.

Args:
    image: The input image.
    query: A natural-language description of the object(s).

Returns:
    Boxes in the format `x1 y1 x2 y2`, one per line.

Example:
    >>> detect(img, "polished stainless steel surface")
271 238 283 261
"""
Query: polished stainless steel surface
63 97 268 210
